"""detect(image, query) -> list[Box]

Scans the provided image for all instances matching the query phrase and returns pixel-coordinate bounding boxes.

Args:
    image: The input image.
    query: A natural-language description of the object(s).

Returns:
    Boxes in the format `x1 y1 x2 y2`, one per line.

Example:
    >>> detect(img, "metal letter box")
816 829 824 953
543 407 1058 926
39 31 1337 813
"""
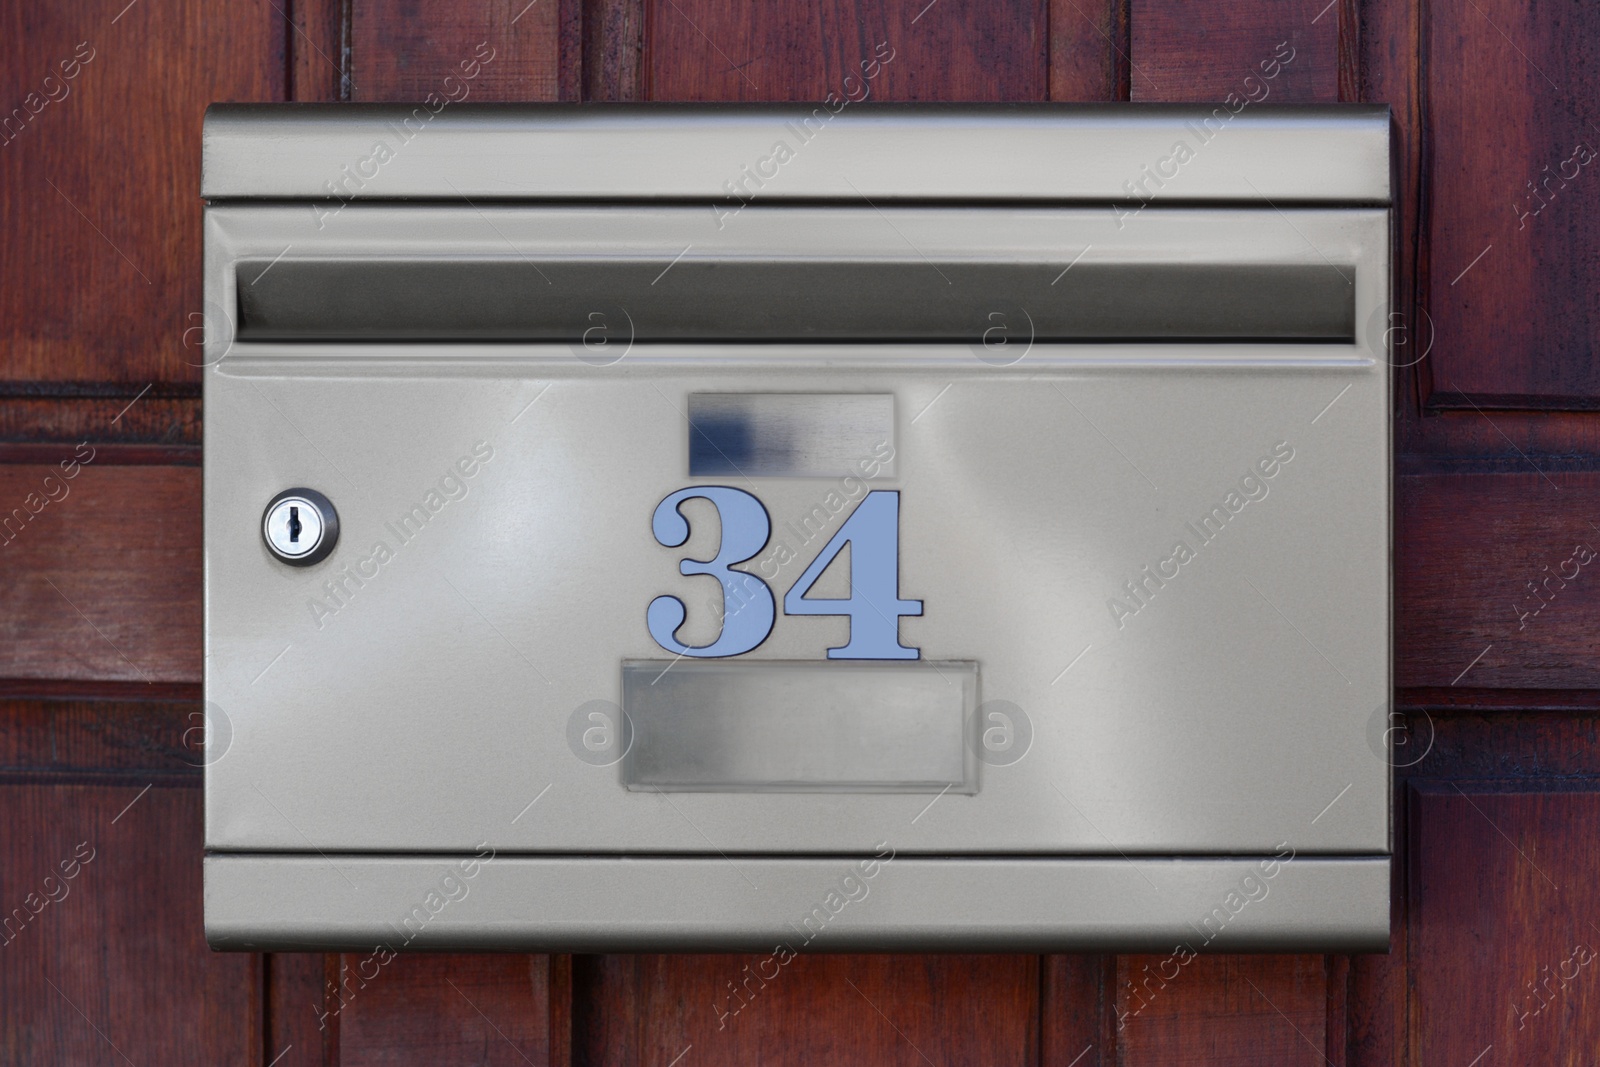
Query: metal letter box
202 104 1393 952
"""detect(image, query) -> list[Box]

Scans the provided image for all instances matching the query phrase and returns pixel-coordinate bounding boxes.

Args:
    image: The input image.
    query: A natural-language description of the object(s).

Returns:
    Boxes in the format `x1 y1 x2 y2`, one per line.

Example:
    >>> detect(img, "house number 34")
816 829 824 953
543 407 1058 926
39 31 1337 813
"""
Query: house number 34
647 487 922 660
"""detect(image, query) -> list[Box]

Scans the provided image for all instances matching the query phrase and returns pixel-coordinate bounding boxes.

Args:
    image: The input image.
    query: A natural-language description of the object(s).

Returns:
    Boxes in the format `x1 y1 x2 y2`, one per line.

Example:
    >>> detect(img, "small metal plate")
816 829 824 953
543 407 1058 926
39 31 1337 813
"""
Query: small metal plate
621 660 978 792
688 393 897 479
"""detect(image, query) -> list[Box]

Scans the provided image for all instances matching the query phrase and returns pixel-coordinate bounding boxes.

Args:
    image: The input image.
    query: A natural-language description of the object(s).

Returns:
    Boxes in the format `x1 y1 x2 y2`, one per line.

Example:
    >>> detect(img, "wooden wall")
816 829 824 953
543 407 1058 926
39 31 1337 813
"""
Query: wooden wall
3 0 1598 1062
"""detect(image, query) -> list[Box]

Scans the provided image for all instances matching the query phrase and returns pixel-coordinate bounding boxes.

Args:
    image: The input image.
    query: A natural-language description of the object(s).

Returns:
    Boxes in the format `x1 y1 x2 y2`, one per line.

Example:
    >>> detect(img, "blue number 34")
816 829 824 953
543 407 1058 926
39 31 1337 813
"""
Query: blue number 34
647 487 922 660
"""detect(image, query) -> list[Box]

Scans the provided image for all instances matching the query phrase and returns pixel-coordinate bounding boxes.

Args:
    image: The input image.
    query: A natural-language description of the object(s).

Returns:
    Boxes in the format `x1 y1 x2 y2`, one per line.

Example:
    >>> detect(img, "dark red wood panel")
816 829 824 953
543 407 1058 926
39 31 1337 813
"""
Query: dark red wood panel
1115 955 1331 1066
644 0 1046 101
0 0 283 387
0 394 201 448
289 0 347 102
584 0 647 100
336 954 554 1065
1041 955 1113 1066
0 702 255 1064
1396 471 1600 691
1049 0 1125 101
267 953 330 1067
1411 785 1600 1062
1128 0 1339 102
575 953 1037 1066
0 458 200 687
352 0 561 102
1422 0 1600 410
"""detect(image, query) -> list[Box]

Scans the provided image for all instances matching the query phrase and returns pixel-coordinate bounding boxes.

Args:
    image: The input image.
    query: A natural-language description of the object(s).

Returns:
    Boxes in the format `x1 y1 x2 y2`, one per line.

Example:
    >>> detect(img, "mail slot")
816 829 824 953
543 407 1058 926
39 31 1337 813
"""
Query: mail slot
201 104 1393 953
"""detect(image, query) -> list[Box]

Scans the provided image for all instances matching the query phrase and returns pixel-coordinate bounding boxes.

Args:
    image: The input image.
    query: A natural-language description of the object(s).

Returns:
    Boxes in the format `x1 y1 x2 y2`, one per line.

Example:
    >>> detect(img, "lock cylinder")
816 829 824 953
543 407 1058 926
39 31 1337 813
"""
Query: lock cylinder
261 487 338 566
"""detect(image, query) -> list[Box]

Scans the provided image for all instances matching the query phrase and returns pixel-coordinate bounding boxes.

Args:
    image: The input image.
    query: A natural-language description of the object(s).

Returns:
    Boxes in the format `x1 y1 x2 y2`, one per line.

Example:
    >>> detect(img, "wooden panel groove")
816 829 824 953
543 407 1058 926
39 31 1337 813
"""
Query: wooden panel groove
1041 954 1111 1066
582 0 647 100
287 0 348 102
1336 0 1359 102
0 397 201 449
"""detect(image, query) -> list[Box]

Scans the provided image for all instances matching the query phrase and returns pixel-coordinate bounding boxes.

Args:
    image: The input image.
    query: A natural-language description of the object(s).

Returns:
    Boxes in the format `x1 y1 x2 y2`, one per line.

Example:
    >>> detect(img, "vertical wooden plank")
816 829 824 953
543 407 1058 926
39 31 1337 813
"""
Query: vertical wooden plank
336 954 552 1065
352 0 561 101
1417 0 1600 410
1345 768 1405 1067
1361 0 1425 431
1128 0 1339 102
1049 0 1125 101
1411 785 1600 1063
573 954 1036 1066
288 0 348 101
582 0 646 99
0 772 257 1058
1323 954 1349 1067
572 954 639 1067
549 954 573 1067
644 0 1046 102
1041 955 1113 1066
266 953 330 1067
0 703 256 1061
0 0 284 386
1335 0 1359 102
1115 955 1329 1066
558 0 584 99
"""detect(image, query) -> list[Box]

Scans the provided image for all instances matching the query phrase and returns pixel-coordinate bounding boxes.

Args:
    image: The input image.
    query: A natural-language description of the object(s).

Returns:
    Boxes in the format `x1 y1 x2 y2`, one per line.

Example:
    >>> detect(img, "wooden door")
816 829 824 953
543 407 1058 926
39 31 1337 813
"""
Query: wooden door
3 0 1596 1062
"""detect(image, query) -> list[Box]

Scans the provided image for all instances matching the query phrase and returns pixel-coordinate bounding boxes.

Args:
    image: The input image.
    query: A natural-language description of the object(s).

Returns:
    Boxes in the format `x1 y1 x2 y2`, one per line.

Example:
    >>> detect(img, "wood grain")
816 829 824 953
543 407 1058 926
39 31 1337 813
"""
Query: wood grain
643 0 1046 101
267 953 330 1067
0 702 255 1065
0 0 283 386
1421 0 1600 410
288 0 348 102
335 954 553 1065
1128 0 1339 102
1115 955 1330 1066
1049 0 1125 101
574 953 1037 1065
0 460 200 687
1041 955 1112 1066
0 394 201 448
1395 471 1600 690
583 0 647 99
352 0 561 102
1410 784 1600 1063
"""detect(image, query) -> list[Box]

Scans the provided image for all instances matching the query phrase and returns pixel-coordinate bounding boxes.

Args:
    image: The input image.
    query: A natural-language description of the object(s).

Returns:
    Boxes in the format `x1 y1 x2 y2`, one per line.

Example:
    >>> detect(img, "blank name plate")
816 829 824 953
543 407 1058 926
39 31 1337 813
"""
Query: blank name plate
621 660 979 793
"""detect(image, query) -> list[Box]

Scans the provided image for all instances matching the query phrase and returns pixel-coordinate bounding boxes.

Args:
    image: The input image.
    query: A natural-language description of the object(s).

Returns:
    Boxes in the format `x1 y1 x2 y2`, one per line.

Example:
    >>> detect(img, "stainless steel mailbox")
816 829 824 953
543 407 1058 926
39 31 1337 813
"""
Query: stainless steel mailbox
202 104 1393 952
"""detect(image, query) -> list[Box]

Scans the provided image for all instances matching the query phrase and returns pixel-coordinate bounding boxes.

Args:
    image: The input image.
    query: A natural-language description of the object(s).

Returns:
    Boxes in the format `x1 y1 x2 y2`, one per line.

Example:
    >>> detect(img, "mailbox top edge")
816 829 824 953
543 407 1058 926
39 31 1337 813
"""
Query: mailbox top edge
201 102 1392 206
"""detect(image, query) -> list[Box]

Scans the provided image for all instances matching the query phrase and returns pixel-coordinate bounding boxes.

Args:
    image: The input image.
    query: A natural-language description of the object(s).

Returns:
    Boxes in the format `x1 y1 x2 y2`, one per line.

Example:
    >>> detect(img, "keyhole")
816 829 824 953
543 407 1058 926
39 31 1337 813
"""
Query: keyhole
288 506 301 543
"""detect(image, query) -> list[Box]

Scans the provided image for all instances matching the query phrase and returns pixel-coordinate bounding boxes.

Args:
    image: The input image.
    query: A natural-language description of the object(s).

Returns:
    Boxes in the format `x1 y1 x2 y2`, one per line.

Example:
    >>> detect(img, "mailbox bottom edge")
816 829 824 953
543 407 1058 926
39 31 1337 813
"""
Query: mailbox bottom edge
204 853 1391 954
